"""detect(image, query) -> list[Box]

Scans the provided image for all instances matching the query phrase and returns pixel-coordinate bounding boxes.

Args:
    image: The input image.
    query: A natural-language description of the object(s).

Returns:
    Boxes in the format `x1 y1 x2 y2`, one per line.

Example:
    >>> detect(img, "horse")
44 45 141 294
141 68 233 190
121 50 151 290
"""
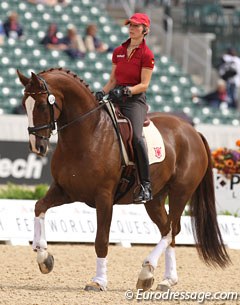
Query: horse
17 67 230 292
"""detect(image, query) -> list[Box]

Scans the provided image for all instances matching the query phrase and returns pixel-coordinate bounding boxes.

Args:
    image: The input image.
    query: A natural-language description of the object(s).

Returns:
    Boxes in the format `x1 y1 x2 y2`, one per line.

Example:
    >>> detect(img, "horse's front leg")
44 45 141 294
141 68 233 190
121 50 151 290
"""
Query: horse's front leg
33 182 71 274
85 197 113 292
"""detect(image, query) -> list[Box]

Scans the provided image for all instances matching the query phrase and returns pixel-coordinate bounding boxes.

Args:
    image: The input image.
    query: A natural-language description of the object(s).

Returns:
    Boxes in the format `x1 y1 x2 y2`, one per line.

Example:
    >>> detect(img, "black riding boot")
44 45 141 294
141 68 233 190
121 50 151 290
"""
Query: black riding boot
133 138 153 203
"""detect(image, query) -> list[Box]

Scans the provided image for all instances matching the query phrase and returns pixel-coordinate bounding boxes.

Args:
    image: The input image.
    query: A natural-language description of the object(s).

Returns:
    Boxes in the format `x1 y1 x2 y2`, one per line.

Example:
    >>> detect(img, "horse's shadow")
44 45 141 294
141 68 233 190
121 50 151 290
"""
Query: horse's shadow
0 284 80 292
0 284 130 293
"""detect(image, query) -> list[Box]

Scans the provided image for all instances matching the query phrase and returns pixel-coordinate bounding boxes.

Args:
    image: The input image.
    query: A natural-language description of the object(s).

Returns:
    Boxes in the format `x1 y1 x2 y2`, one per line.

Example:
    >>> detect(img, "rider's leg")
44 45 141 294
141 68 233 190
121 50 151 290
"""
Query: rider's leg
133 137 152 203
120 97 152 203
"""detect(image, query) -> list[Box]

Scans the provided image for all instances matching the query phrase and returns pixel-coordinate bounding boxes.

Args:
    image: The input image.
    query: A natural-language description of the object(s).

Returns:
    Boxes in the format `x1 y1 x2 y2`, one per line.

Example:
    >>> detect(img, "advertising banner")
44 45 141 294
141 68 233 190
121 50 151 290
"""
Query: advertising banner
0 141 55 184
0 140 239 217
0 200 239 249
214 172 240 215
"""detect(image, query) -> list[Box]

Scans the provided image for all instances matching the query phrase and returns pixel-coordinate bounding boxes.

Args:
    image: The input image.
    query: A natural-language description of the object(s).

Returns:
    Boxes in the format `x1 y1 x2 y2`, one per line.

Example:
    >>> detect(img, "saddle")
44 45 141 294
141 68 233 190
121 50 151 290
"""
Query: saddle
114 105 150 164
104 101 150 201
115 106 134 164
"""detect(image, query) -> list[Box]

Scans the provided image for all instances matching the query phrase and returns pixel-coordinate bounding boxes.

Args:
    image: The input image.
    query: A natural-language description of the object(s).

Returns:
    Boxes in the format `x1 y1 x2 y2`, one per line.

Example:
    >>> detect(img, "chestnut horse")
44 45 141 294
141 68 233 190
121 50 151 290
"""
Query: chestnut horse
17 68 230 292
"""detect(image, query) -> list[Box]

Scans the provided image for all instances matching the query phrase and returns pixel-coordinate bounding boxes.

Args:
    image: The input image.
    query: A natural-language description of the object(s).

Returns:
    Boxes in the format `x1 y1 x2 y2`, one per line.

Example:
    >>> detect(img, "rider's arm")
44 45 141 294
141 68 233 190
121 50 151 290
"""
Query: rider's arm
103 64 117 94
128 68 153 95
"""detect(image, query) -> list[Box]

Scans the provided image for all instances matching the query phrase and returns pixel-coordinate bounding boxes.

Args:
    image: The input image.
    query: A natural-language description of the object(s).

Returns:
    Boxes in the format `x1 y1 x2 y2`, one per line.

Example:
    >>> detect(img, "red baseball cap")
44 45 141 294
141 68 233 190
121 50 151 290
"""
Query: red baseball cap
124 13 150 27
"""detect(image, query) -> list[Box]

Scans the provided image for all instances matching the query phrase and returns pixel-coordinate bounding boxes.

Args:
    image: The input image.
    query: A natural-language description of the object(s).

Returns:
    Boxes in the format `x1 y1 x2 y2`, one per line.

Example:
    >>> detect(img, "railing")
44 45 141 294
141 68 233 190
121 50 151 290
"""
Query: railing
104 0 143 16
182 32 214 90
147 13 173 57
163 14 173 57
119 0 135 16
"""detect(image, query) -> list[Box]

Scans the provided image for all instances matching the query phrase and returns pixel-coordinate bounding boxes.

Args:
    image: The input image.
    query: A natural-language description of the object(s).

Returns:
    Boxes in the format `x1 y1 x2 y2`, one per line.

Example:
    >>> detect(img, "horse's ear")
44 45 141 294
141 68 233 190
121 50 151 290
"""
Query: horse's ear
31 72 41 86
17 69 30 87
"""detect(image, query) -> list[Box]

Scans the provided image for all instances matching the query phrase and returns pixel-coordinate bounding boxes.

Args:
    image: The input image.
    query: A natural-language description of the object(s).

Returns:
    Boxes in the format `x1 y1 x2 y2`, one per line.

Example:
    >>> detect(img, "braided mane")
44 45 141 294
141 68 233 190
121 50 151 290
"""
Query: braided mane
38 67 95 96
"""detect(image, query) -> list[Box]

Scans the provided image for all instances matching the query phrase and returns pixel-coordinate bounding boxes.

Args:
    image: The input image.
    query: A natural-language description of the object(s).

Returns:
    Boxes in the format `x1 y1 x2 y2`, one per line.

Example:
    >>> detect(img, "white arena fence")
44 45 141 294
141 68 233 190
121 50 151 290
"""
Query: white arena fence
0 192 239 249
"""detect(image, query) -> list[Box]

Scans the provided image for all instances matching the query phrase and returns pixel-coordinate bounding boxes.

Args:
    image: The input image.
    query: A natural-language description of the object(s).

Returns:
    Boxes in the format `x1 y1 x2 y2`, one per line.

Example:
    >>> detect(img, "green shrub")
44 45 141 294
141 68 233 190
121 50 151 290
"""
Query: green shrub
220 209 240 217
0 183 48 199
33 184 49 199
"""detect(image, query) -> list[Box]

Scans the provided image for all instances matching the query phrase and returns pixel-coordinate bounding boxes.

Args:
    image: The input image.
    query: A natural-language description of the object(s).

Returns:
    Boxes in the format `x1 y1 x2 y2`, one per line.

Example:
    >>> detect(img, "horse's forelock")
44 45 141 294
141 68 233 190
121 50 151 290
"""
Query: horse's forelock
25 78 43 93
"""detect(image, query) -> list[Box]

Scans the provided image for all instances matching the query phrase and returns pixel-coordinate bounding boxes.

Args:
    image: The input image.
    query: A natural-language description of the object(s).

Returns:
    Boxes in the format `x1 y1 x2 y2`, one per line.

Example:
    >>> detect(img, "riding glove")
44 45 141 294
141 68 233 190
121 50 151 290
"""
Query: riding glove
109 86 132 102
95 90 105 101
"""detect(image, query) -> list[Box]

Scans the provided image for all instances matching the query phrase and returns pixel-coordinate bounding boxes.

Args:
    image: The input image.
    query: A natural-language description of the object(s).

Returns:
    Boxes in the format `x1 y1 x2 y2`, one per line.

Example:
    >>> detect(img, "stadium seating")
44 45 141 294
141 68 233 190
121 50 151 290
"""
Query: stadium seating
0 0 239 126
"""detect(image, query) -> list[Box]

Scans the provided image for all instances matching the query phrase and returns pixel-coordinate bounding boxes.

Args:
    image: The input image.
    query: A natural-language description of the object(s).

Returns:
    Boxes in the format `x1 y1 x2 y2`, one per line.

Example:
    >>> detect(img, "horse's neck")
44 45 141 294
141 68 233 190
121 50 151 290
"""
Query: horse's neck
45 73 104 146
58 84 99 132
57 108 109 153
57 91 104 145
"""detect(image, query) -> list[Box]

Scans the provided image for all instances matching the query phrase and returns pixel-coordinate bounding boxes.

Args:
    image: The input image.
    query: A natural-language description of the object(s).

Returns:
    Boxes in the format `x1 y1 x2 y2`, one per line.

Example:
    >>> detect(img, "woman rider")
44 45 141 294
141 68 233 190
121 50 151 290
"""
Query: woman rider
95 13 154 203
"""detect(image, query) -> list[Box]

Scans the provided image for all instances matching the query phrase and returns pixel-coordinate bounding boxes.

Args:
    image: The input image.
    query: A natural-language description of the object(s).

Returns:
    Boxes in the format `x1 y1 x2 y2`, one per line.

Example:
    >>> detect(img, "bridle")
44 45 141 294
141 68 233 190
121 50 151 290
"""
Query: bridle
24 75 61 140
24 75 108 140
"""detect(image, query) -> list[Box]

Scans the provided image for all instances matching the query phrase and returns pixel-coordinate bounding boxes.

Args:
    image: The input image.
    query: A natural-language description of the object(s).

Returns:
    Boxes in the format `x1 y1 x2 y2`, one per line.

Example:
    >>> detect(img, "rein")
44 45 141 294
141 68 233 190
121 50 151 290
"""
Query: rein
57 100 109 132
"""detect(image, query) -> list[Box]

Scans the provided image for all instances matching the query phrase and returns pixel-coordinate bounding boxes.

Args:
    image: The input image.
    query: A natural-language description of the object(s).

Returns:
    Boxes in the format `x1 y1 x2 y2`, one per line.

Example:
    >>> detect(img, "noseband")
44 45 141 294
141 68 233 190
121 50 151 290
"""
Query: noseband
24 75 61 140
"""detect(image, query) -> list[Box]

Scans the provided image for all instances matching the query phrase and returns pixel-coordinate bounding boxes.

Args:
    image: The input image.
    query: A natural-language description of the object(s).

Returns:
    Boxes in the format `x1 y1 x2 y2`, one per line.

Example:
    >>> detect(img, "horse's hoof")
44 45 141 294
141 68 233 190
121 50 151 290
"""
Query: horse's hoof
84 282 106 292
38 252 54 274
136 277 154 291
156 278 177 291
136 262 154 291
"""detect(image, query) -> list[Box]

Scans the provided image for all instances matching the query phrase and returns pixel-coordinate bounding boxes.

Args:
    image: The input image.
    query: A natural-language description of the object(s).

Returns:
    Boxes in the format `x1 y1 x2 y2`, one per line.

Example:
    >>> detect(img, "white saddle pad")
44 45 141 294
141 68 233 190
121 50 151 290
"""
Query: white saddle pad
104 100 165 165
144 121 165 165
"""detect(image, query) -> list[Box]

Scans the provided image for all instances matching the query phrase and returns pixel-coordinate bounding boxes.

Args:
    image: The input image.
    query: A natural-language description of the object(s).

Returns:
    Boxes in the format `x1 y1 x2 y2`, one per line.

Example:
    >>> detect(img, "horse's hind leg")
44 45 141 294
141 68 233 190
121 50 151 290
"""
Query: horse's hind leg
157 239 178 291
33 182 71 274
136 194 172 291
157 190 192 291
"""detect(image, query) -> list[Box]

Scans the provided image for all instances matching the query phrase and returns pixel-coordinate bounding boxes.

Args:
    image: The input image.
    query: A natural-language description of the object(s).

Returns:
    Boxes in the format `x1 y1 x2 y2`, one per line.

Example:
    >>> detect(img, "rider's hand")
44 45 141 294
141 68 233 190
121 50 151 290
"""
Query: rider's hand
122 86 132 97
109 86 132 102
95 90 105 101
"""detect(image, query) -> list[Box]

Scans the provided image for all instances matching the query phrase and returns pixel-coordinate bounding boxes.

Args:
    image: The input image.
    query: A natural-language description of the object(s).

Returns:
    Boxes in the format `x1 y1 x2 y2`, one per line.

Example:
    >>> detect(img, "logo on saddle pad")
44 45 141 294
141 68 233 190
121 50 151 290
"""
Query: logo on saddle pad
154 147 162 159
143 121 165 165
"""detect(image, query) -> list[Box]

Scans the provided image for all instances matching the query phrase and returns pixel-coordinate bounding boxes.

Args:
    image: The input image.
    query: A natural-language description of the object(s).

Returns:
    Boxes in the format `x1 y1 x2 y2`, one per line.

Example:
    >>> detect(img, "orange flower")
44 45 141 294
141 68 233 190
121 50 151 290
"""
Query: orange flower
211 142 240 175
224 159 234 167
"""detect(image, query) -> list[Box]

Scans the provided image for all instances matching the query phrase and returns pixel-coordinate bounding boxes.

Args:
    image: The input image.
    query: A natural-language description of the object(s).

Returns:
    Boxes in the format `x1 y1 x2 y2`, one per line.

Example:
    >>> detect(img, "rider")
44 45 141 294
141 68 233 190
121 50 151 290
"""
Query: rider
95 13 154 203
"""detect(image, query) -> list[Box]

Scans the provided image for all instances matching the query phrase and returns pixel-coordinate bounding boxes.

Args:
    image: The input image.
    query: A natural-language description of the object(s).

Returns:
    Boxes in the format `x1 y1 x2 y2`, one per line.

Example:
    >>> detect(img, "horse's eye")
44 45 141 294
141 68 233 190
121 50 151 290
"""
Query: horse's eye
36 103 48 111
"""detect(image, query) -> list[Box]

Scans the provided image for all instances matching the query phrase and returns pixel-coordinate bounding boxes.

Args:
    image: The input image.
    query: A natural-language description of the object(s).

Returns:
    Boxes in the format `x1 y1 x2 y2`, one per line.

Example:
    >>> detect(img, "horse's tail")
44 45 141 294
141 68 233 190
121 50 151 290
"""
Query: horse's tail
189 133 231 268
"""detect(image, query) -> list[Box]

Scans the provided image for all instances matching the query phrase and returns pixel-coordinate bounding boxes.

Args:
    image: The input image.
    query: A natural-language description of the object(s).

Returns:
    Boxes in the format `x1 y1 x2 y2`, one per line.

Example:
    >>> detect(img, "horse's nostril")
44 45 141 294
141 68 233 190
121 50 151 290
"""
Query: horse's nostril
39 145 46 155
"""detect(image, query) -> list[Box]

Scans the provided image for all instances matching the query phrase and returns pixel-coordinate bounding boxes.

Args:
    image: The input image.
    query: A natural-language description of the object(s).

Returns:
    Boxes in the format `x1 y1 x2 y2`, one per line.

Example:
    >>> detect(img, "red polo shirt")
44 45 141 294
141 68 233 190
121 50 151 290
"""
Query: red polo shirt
112 38 154 86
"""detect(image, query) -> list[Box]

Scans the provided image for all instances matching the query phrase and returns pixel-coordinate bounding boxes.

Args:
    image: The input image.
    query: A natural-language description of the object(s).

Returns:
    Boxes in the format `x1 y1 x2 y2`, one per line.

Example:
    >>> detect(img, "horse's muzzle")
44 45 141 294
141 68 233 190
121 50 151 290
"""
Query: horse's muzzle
29 137 49 157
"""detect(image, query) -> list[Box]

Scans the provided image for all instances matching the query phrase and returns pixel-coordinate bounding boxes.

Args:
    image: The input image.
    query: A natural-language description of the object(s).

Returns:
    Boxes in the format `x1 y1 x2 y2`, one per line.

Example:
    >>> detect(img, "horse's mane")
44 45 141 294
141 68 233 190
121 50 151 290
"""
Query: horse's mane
38 67 95 97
